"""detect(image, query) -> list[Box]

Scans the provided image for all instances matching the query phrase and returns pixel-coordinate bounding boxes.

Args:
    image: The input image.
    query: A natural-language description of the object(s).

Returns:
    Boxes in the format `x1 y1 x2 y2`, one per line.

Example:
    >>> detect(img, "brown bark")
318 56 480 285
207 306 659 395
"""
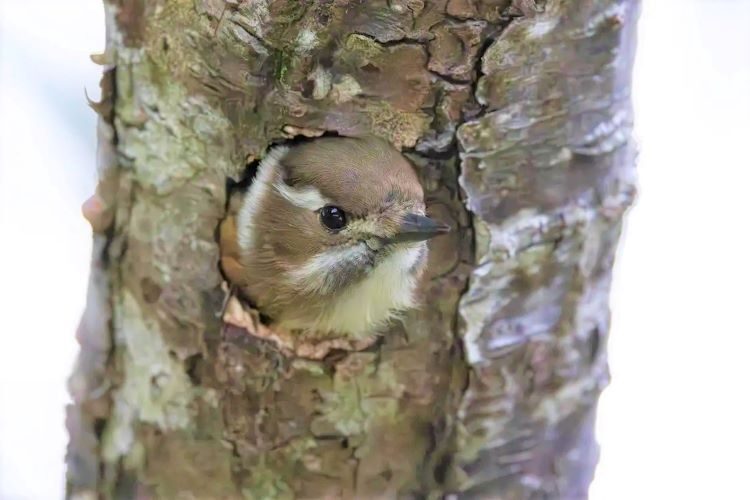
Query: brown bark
67 0 639 498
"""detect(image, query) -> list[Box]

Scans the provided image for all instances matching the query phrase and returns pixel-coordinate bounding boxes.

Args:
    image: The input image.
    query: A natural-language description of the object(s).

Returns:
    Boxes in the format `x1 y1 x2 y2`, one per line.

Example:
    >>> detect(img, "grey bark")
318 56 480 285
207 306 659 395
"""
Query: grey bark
67 0 639 498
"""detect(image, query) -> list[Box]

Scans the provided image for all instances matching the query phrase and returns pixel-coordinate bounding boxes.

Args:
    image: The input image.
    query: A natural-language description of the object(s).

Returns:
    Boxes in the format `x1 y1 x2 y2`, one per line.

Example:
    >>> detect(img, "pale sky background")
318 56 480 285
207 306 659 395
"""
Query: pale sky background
1 0 749 498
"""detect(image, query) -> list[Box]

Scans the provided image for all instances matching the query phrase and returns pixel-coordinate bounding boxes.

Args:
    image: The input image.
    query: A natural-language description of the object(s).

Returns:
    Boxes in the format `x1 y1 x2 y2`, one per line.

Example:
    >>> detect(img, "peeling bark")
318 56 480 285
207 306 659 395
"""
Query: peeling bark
68 0 639 498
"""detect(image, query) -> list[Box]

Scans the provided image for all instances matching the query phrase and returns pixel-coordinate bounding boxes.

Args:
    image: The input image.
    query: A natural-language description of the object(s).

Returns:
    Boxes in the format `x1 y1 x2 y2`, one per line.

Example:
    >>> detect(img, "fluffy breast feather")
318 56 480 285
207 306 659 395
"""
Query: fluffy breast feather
280 243 427 337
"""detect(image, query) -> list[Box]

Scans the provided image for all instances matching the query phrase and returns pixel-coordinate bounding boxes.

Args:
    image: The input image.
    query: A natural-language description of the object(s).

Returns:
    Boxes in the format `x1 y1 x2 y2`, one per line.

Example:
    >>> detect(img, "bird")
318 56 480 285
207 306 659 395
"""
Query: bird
219 135 450 340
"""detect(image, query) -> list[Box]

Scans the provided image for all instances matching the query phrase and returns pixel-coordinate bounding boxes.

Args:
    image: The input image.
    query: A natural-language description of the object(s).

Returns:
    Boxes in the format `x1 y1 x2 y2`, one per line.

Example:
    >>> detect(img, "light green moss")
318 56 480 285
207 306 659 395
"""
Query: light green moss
317 356 403 436
242 462 294 500
367 101 432 149
343 33 387 60
114 52 235 194
102 291 195 462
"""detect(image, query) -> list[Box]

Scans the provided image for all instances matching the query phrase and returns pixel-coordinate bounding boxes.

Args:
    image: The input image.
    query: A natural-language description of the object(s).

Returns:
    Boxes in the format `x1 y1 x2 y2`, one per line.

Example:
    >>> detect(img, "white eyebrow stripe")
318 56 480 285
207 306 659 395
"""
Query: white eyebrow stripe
237 145 290 252
273 181 332 211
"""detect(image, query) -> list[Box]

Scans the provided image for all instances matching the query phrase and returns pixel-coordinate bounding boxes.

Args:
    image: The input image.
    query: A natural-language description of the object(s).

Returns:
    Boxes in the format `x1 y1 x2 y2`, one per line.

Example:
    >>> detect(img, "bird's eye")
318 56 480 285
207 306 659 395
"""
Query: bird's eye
319 205 347 231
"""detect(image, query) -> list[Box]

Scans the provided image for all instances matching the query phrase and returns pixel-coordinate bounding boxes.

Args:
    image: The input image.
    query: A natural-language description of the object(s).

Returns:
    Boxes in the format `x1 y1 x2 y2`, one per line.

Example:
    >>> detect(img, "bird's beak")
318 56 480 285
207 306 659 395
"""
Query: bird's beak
382 213 451 245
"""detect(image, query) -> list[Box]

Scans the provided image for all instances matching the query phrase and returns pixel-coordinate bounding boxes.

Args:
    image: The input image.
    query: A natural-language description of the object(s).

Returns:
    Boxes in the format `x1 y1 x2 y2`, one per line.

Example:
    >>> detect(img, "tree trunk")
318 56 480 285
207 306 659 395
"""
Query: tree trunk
67 0 639 498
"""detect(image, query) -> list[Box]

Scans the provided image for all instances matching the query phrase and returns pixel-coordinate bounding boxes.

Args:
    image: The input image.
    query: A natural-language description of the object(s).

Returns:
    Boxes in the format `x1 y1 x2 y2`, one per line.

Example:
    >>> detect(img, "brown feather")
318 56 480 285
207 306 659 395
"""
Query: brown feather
224 136 431 338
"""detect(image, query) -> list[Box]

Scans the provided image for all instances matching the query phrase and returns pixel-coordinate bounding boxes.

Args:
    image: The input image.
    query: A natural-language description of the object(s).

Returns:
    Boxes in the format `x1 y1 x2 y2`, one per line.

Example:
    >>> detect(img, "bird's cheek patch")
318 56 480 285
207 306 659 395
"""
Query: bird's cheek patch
286 245 369 294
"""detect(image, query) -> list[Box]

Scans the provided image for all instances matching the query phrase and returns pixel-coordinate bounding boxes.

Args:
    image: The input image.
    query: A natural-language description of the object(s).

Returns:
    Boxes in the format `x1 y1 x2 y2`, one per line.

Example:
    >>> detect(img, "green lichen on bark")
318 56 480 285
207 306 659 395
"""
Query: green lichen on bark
68 0 639 498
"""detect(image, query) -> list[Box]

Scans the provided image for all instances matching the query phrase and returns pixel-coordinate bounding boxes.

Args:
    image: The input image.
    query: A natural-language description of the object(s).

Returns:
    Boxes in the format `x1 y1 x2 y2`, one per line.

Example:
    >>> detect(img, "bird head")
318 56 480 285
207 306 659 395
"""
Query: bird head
233 136 449 335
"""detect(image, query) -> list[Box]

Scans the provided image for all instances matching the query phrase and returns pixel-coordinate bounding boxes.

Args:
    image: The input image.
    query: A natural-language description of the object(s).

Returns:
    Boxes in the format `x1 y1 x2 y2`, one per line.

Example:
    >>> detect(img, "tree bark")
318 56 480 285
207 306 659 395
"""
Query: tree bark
67 0 639 498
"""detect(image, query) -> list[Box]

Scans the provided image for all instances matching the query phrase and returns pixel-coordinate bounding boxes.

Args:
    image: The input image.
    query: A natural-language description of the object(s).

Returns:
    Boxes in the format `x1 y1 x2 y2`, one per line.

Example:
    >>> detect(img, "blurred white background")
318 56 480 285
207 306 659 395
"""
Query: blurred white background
1 0 102 499
1 0 749 498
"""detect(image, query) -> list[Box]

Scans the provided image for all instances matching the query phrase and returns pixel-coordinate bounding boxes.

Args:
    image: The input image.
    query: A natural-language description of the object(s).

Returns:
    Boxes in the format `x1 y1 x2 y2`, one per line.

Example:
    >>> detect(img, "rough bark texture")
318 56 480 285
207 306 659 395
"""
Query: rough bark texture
68 0 638 498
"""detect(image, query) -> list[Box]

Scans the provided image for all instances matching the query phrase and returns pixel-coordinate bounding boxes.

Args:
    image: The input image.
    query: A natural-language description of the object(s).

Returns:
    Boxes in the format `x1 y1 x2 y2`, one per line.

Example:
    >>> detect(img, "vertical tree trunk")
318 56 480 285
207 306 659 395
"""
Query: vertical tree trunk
68 0 639 498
